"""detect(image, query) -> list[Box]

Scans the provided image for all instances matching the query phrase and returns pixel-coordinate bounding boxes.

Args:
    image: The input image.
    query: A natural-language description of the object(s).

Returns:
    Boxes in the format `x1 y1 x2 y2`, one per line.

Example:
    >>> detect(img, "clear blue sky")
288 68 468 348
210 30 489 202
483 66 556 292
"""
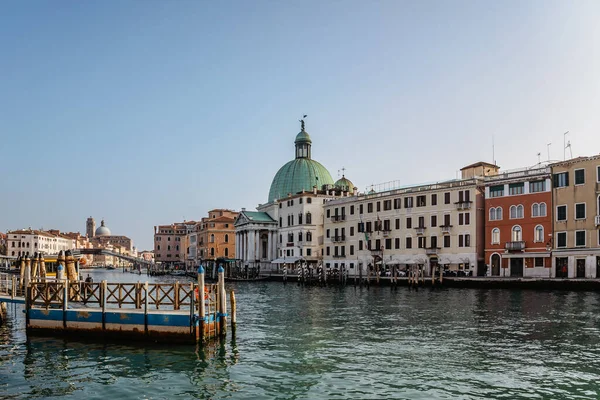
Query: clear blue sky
1 1 599 250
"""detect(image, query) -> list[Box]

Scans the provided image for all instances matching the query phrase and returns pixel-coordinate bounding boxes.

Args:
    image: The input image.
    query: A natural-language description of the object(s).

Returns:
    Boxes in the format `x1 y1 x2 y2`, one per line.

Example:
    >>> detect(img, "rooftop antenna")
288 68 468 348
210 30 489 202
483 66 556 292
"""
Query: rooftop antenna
563 131 569 160
537 152 541 165
566 140 573 159
547 143 551 161
492 135 495 165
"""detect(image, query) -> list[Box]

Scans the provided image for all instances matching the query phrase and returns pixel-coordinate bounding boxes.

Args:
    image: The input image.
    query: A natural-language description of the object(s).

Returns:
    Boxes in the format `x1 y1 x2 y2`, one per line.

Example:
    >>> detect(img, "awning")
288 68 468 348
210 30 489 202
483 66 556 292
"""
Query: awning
271 257 302 264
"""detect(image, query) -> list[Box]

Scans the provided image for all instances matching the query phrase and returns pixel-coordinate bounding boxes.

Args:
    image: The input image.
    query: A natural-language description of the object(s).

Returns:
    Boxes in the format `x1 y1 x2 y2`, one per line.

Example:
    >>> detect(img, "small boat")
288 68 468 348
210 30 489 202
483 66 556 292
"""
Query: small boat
106 265 117 270
170 270 186 276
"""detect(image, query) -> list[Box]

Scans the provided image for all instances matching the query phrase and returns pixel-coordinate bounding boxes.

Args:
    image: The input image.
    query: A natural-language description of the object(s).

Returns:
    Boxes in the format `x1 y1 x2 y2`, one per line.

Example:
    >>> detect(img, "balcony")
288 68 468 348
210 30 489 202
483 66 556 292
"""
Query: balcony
332 235 346 243
370 249 383 257
330 215 346 223
382 229 391 237
505 241 526 251
440 224 452 234
332 254 346 258
425 247 439 256
455 201 473 210
595 215 600 226
415 227 426 235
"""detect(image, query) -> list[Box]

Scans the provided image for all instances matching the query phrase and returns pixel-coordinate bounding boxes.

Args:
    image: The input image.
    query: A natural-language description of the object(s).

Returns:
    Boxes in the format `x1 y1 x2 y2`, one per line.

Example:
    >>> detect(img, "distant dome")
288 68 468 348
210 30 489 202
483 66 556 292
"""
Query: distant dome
95 220 111 236
335 176 354 192
268 121 334 203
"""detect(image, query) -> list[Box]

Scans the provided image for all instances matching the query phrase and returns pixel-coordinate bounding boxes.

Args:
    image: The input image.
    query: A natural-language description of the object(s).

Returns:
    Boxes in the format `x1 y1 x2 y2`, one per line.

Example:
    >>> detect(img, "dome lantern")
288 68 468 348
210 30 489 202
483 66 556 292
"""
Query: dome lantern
294 117 312 159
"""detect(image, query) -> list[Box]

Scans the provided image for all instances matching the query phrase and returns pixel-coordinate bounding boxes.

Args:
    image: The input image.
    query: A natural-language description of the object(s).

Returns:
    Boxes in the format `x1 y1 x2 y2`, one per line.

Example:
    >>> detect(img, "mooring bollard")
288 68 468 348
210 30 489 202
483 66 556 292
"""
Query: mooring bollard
24 256 31 292
39 254 46 282
197 265 205 343
230 290 236 335
19 255 26 289
65 250 77 283
57 263 65 281
31 252 39 280
218 266 227 338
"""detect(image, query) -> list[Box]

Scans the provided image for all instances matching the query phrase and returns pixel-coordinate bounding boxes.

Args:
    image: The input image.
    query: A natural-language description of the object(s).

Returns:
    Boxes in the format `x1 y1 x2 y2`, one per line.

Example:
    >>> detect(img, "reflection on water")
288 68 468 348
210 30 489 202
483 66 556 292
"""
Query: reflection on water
1 269 600 399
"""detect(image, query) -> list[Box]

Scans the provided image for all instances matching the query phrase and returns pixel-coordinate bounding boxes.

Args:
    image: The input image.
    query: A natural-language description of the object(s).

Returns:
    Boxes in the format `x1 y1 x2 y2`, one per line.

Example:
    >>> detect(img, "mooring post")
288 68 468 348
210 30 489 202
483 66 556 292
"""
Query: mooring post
63 280 69 329
439 266 443 285
197 265 205 343
218 266 227 338
230 290 236 336
144 281 148 335
39 254 46 282
31 252 39 280
101 280 107 331
19 255 26 289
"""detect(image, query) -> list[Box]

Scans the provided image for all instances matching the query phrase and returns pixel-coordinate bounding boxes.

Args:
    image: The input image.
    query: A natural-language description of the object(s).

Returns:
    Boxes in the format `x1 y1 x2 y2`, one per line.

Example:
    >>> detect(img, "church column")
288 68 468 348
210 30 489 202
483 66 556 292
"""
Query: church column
248 229 255 263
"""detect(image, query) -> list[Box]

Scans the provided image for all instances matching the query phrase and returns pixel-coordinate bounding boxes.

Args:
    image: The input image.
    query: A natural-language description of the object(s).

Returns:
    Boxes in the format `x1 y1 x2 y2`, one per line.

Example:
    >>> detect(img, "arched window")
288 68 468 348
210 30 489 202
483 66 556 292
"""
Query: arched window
279 234 282 243
517 205 524 218
210 234 215 243
510 205 517 219
489 208 496 221
534 225 544 242
539 202 547 216
306 232 312 242
225 248 229 257
210 248 215 257
225 234 229 243
491 228 500 244
532 203 539 217
298 232 303 242
306 212 312 224
496 207 502 220
167 245 171 250
512 225 522 241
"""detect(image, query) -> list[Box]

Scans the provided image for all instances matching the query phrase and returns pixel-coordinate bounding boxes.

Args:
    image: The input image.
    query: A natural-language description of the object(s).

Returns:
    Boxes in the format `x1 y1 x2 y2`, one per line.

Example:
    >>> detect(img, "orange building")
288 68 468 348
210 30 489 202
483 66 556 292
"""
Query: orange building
484 166 553 277
197 209 238 263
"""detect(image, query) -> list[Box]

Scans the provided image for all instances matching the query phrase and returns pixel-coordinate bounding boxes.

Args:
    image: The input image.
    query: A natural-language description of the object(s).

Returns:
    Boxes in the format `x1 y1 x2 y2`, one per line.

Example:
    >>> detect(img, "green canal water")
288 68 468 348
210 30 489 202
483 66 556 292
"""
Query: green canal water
1 269 600 399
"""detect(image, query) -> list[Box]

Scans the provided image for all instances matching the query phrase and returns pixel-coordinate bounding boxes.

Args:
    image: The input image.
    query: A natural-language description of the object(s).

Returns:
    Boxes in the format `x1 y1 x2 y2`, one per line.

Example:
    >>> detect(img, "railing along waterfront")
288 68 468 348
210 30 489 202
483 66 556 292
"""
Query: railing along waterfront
0 268 236 344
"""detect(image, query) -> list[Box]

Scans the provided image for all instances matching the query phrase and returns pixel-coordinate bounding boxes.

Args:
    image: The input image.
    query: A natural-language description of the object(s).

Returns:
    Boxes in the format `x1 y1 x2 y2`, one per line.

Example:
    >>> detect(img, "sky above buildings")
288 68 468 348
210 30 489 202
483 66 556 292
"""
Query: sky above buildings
1 1 599 250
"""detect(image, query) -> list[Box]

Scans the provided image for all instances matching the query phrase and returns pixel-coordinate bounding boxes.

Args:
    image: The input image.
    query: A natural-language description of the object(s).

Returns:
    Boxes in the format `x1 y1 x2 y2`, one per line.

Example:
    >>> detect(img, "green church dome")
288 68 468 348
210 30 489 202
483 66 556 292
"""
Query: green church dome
268 158 334 202
268 118 334 202
334 176 354 191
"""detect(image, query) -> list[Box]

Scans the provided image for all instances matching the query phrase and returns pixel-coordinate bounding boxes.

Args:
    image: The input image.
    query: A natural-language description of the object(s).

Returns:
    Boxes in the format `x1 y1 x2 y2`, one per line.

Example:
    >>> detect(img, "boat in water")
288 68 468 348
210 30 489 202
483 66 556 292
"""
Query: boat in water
170 270 186 276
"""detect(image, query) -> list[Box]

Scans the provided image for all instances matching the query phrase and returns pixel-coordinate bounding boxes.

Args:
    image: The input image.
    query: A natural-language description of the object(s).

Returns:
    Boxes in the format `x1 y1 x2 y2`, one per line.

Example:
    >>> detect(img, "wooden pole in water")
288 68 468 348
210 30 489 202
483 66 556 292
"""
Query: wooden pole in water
39 254 46 282
24 255 31 292
57 251 66 281
19 255 26 289
217 266 227 338
197 265 205 343
439 266 443 285
230 290 236 336
31 252 39 280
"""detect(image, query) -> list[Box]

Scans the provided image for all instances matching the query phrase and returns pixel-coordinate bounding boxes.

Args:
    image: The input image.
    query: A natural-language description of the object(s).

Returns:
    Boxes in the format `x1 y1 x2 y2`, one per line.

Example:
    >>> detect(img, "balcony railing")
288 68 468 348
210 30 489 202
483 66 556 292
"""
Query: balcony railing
332 235 346 243
382 229 391 237
330 215 346 223
425 247 439 255
455 201 473 210
440 224 452 234
595 215 600 226
297 241 312 246
505 241 526 251
332 254 346 258
415 227 426 235
370 249 383 257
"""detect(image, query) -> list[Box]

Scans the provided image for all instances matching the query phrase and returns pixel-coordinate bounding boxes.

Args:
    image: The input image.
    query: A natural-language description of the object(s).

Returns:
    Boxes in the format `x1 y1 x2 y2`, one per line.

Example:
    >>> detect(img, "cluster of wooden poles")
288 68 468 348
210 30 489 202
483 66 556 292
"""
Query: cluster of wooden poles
15 250 77 289
196 266 236 341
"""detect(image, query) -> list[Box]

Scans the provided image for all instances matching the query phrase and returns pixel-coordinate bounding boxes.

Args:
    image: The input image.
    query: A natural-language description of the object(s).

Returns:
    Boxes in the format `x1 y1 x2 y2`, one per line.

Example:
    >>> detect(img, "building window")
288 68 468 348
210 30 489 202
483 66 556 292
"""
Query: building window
385 239 392 250
431 194 437 206
575 230 586 247
509 183 524 195
575 203 586 220
416 195 426 207
553 172 569 188
306 232 312 242
350 205 355 215
557 205 567 221
298 213 303 225
383 200 392 211
530 180 546 193
211 248 215 257
395 238 400 249
349 226 354 236
510 205 524 219
394 198 401 209
298 232 303 242
168 245 171 250
574 169 585 185
444 192 450 204
359 240 363 251
418 237 426 249
459 213 464 225
406 218 412 229
443 235 450 248
367 203 373 213
404 197 414 208
535 258 544 268
395 219 400 230
326 247 330 256
359 204 364 214
431 215 437 227
306 213 312 224
307 248 312 256
225 234 229 243
377 201 381 212
491 228 500 244
512 226 522 242
489 185 504 198
534 225 544 243
405 237 412 249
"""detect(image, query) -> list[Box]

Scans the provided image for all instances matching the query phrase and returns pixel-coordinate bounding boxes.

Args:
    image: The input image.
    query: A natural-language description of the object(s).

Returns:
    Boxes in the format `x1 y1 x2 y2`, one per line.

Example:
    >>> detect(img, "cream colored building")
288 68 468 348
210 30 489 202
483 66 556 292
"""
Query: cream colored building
551 155 600 278
7 229 77 257
322 163 496 277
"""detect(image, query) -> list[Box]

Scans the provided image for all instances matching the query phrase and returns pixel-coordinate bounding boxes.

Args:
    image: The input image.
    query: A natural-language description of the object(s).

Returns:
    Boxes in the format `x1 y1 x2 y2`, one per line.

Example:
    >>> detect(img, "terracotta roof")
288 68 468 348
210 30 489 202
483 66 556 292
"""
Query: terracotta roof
460 161 500 170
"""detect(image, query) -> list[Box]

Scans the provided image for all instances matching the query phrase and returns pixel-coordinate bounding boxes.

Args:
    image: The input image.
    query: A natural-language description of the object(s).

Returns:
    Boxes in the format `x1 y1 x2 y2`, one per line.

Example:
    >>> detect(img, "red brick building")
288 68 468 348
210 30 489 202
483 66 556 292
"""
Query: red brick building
484 166 553 277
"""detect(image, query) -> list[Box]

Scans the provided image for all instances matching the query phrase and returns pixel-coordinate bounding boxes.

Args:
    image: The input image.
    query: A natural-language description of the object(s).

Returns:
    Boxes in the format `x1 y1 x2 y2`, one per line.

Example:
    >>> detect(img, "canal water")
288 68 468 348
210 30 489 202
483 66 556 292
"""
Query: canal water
1 269 600 399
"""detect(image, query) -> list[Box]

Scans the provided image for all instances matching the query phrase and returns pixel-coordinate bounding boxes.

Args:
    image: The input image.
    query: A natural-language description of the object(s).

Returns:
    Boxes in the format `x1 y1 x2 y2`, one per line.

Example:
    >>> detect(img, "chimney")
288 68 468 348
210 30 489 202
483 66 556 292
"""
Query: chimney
313 185 317 195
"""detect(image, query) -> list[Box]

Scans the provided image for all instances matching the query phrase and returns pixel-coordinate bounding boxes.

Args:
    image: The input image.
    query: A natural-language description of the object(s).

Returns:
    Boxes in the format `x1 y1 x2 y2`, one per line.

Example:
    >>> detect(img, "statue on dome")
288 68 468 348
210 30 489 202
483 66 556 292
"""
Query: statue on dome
299 114 307 131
